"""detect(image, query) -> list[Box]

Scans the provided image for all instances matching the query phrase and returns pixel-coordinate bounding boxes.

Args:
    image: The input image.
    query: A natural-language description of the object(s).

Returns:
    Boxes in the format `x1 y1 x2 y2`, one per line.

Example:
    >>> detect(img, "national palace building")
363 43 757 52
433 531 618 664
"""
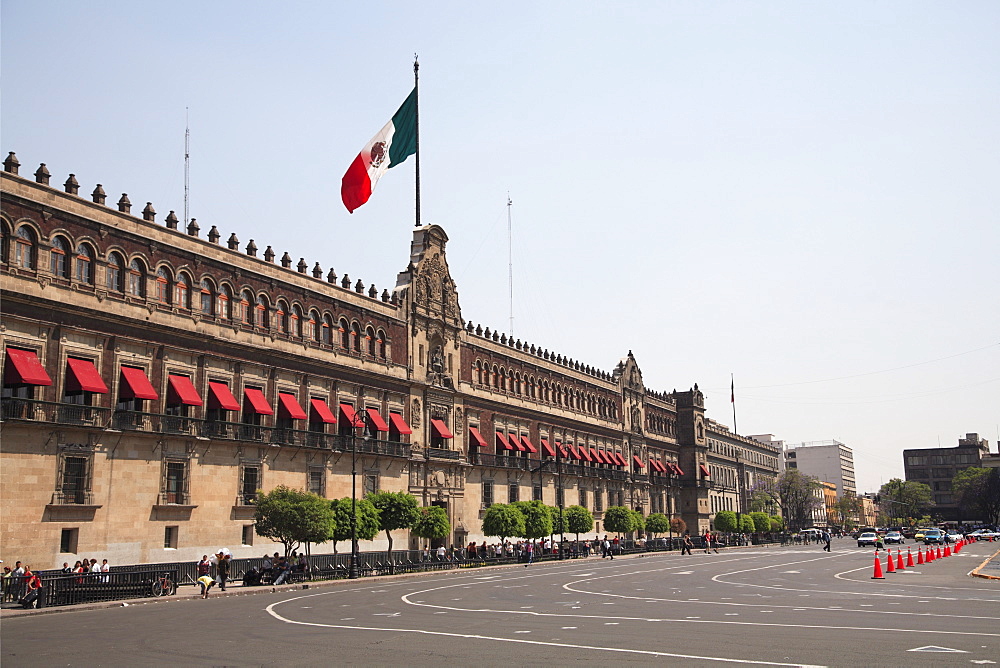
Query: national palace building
1 152 781 567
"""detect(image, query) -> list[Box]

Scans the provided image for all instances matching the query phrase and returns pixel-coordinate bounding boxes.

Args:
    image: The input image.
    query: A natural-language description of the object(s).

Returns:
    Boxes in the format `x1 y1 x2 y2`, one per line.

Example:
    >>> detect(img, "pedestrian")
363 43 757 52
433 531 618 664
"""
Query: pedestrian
603 537 613 560
703 530 712 554
197 574 216 599
101 558 110 583
681 532 693 555
20 565 42 608
216 550 230 591
436 545 447 561
1 566 12 602
61 562 72 574
822 530 832 552
197 555 212 578
525 541 534 567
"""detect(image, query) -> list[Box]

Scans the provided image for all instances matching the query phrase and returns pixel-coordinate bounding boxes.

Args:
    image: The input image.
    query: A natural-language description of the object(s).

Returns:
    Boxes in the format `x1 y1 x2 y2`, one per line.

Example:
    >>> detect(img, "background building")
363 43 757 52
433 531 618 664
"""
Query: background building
783 440 856 498
705 421 781 530
1 153 781 567
903 433 993 522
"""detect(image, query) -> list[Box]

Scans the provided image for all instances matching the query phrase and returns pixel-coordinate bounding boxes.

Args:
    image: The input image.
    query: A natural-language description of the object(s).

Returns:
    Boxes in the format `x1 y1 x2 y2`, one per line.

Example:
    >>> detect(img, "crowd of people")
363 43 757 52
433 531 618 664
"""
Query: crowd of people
2 558 114 608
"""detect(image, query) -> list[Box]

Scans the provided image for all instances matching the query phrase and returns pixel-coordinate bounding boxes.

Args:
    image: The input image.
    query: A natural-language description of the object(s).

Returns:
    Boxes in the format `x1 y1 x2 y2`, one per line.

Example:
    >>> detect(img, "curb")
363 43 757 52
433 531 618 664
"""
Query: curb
969 546 1000 581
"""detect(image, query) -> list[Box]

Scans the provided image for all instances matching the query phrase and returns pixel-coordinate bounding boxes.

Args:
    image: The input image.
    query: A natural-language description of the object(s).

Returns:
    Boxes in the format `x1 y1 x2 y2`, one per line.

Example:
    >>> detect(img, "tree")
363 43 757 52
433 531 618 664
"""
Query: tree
482 503 525 544
954 468 1000 526
368 491 420 564
714 510 737 533
411 506 451 546
565 505 594 541
254 486 335 557
330 497 380 554
645 513 670 536
832 495 863 529
548 504 569 535
878 478 933 525
772 470 824 531
748 512 771 533
769 515 785 532
670 517 687 535
511 500 553 540
603 506 636 535
738 514 756 533
631 509 646 535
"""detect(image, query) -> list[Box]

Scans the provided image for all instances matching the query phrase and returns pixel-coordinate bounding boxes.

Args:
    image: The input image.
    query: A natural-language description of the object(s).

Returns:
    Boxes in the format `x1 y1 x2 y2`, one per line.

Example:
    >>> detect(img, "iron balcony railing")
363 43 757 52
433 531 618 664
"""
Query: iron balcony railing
50 490 95 505
470 452 532 470
426 447 462 460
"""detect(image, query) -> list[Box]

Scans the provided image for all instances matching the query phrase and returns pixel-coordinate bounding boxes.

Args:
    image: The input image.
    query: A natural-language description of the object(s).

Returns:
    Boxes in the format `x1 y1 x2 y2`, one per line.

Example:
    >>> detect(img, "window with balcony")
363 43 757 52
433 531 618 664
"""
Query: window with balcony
162 460 189 505
240 465 260 505
56 453 92 504
308 467 325 497
482 480 494 508
508 482 519 503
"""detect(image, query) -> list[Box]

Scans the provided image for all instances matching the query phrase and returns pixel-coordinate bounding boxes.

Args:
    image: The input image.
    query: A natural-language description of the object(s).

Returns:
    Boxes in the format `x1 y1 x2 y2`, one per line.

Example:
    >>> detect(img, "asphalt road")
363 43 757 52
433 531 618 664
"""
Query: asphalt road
3 541 999 667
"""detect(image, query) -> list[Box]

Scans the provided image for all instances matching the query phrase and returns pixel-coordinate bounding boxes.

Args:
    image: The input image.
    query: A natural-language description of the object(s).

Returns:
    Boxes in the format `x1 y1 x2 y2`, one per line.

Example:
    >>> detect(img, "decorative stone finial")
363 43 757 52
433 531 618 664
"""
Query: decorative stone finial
3 152 19 174
142 202 156 221
341 274 351 289
246 240 258 256
312 263 322 278
187 218 200 236
354 279 364 293
381 289 390 302
34 163 50 185
165 211 179 230
264 246 275 263
64 174 80 195
280 252 292 268
227 233 239 250
92 184 107 205
326 268 337 283
207 226 220 243
297 258 307 273
117 194 131 213
368 284 377 298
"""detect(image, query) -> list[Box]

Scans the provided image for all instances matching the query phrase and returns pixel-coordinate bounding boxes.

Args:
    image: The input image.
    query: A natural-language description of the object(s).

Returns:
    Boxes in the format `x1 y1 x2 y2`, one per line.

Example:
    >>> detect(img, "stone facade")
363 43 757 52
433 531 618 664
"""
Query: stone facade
1 153 778 567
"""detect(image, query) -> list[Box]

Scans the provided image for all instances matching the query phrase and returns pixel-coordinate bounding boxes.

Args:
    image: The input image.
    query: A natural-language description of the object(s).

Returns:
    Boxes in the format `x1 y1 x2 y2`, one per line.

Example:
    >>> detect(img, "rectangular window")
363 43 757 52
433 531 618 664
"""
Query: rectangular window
240 465 260 505
163 461 187 504
308 468 325 497
242 525 254 547
579 488 588 510
532 483 542 502
482 480 494 508
595 489 604 512
164 525 178 549
508 482 519 504
364 472 378 497
60 455 90 504
60 528 79 554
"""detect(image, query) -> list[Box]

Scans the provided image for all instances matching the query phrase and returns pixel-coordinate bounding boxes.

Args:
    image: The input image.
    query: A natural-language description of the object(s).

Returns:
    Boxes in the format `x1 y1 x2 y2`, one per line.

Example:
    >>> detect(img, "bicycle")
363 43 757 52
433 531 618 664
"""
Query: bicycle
150 572 176 597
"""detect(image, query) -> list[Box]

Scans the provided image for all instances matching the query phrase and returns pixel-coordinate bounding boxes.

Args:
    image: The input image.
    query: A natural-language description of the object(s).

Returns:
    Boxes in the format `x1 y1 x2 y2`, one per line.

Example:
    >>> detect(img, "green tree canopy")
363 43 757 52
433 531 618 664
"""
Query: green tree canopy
548 504 569 535
510 500 552 539
769 515 785 532
482 503 525 543
771 470 824 531
254 486 335 557
631 509 646 534
330 497 381 554
954 468 1000 526
748 512 771 533
565 505 594 539
714 510 738 533
645 513 670 535
878 478 933 525
738 514 756 533
368 491 421 561
411 506 451 544
603 506 636 535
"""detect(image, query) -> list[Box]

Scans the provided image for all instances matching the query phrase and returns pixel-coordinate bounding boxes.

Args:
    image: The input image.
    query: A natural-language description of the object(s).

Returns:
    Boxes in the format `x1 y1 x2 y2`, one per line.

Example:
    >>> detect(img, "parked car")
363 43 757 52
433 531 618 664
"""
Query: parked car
913 528 929 541
923 529 945 544
858 532 878 547
884 531 904 544
945 531 963 543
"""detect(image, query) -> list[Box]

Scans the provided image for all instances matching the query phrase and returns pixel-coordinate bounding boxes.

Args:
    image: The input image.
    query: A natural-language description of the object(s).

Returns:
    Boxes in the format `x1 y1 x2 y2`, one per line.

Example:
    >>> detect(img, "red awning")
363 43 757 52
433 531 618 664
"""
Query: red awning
520 436 538 453
339 403 365 428
208 381 240 411
614 452 628 467
309 398 336 424
674 463 685 476
495 431 513 451
590 447 603 463
595 450 608 464
4 348 52 386
557 442 569 458
632 455 646 468
168 375 203 407
389 413 412 435
366 408 389 432
540 439 556 457
569 445 582 460
652 460 665 473
119 366 158 400
578 447 593 462
244 388 274 415
431 418 454 439
278 393 307 420
468 426 488 448
66 358 108 394
699 463 711 477
510 435 527 452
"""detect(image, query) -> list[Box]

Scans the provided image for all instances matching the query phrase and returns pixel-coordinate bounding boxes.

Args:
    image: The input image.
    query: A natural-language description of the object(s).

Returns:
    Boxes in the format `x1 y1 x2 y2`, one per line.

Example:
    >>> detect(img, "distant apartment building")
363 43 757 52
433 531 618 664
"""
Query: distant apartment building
783 440 857 498
903 433 993 522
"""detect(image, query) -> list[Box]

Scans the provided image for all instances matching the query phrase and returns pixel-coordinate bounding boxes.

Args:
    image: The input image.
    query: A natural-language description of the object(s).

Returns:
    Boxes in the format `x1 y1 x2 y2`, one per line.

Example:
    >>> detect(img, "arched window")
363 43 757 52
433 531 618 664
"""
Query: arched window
217 284 232 320
475 361 483 385
74 243 94 285
0 222 8 265
107 252 125 292
256 295 269 329
310 310 321 342
366 326 376 356
49 236 70 278
339 318 350 349
155 267 172 304
276 300 289 334
14 226 37 269
322 315 334 344
175 272 190 308
351 322 361 352
240 290 253 325
376 329 387 359
127 259 146 297
291 304 303 337
200 279 214 315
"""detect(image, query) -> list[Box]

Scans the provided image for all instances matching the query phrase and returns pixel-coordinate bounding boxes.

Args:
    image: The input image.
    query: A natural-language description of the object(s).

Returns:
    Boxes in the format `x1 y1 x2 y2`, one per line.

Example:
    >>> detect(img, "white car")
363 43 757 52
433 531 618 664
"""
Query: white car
857 532 878 547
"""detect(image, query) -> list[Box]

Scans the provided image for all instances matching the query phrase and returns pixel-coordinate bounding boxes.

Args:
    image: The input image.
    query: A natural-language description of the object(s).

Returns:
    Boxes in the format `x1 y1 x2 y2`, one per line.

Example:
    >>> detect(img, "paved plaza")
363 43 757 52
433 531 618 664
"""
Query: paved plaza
3 541 999 667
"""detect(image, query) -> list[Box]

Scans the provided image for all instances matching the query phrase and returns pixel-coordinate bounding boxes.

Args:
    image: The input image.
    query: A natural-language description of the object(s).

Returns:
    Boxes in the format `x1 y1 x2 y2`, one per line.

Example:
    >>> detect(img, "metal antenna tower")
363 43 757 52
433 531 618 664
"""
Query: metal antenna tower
184 108 190 227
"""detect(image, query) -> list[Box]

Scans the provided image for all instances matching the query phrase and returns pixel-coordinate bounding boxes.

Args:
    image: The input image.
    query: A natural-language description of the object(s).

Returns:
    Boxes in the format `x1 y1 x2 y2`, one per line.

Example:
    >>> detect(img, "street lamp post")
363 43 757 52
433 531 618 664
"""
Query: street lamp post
348 415 370 580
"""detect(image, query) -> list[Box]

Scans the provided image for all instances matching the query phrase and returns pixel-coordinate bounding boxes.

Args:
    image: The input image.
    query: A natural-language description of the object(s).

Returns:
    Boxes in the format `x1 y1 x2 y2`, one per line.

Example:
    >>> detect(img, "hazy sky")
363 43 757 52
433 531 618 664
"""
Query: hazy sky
3 1 998 493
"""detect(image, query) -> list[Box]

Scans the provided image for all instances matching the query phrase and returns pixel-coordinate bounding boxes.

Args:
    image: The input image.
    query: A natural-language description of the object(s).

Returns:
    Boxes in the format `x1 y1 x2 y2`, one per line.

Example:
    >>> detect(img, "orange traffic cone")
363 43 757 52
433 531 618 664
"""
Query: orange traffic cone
917 548 924 564
944 544 951 557
906 548 914 568
872 552 885 579
927 547 934 563
936 546 943 559
896 550 905 570
886 549 896 573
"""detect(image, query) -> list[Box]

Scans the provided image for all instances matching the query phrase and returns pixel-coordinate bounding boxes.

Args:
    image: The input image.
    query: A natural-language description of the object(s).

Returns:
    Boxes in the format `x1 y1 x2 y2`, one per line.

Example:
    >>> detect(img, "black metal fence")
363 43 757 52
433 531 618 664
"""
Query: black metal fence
3 569 181 609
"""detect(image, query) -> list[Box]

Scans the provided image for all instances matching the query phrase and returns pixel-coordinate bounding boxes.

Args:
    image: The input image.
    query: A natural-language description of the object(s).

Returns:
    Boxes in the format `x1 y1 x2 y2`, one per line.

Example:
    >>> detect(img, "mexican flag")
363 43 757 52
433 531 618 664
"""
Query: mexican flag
341 88 417 213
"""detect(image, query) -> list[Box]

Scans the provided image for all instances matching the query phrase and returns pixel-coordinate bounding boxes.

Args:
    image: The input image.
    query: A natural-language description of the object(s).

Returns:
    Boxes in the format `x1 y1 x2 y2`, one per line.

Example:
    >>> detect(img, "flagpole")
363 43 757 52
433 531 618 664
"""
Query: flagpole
414 54 421 228
731 373 737 434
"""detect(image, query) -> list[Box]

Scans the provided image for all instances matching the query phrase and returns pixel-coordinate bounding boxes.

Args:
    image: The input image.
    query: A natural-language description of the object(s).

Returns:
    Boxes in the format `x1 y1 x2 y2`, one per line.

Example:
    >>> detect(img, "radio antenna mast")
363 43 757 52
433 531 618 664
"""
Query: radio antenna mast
184 108 190 226
507 194 514 338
